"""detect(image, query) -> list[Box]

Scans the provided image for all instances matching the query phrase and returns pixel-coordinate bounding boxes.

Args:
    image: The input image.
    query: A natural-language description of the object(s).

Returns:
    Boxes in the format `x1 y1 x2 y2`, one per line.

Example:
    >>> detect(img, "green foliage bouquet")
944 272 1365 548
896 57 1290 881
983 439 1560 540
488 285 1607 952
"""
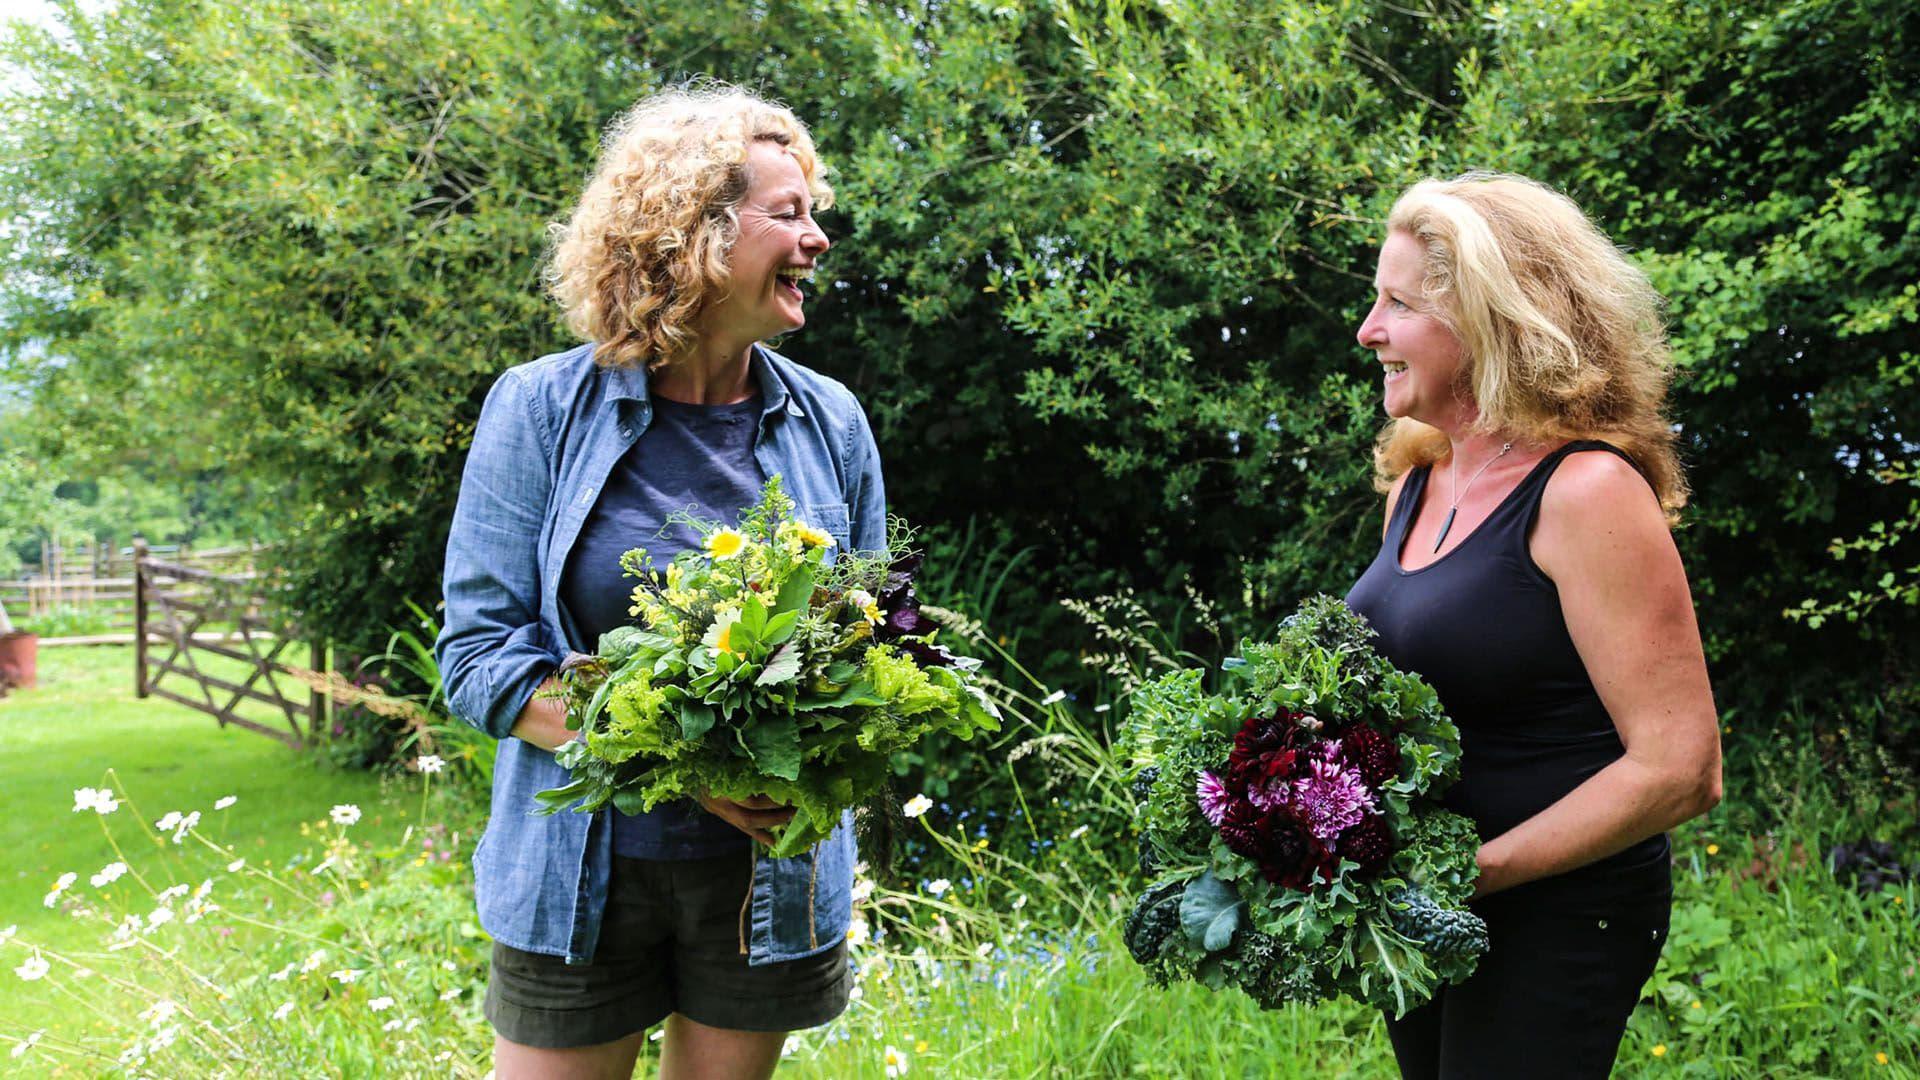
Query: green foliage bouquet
535 478 1000 858
1122 596 1487 1017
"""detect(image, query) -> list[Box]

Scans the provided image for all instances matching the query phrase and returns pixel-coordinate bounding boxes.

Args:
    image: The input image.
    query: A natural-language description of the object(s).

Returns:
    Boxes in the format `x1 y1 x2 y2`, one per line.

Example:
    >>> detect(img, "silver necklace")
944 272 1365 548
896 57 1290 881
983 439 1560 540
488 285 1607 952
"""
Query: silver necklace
1433 441 1514 553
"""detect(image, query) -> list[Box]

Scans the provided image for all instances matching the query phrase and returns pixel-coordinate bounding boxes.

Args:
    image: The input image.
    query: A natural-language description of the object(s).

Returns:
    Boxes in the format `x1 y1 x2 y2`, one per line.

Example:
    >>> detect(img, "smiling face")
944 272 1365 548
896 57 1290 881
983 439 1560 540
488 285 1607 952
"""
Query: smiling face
700 139 830 346
1356 230 1473 431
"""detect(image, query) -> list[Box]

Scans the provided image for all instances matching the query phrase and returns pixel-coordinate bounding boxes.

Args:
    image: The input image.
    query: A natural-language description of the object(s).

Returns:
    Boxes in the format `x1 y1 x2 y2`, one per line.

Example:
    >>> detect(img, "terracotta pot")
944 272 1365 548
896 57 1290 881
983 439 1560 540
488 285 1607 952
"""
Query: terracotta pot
0 631 38 691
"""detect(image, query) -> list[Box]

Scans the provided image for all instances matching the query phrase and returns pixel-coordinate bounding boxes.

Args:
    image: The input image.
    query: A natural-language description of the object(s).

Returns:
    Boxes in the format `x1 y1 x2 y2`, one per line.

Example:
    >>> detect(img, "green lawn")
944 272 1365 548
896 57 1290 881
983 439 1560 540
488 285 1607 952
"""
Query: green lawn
0 645 416 1068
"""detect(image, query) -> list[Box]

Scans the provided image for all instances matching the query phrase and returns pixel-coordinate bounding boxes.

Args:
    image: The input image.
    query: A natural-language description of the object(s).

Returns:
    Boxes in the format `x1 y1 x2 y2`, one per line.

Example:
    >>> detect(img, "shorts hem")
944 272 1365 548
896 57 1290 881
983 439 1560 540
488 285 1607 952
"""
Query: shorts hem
675 967 854 1033
485 993 672 1050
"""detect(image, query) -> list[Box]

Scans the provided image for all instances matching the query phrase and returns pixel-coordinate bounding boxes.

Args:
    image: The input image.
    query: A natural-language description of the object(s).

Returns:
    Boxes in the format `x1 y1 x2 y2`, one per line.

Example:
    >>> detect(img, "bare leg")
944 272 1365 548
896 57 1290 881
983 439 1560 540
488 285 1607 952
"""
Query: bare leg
494 1031 647 1080
657 1013 786 1080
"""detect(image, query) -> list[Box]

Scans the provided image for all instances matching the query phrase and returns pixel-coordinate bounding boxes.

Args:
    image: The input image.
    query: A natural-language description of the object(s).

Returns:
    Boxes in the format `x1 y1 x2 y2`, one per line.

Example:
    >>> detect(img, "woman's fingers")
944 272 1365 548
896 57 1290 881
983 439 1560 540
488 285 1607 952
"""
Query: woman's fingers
697 793 794 845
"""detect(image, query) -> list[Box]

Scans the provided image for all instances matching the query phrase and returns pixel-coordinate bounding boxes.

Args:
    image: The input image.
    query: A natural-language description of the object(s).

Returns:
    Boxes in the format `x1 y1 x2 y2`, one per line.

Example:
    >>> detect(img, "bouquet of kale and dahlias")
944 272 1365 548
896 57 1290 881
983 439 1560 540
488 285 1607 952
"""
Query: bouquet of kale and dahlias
1122 596 1488 1017
534 477 1000 859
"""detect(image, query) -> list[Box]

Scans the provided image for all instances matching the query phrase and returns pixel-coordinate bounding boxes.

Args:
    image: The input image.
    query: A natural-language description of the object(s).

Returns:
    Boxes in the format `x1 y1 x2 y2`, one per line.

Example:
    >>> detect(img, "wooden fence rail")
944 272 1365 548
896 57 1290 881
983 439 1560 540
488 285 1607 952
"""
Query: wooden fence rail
8 542 262 619
134 539 323 748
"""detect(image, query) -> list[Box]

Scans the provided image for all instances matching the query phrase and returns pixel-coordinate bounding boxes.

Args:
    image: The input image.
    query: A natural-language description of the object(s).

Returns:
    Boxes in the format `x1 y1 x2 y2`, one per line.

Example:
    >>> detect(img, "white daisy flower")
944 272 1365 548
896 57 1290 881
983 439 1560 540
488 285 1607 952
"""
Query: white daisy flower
90 862 129 888
73 787 119 814
42 872 77 908
14 954 50 981
329 804 362 827
415 755 445 774
901 794 934 818
214 795 237 810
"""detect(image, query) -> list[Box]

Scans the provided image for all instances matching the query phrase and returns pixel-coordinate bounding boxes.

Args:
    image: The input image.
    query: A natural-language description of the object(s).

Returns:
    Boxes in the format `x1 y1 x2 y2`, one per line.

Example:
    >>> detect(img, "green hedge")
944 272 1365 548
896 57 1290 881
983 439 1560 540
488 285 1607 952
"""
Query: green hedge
3 0 1913 741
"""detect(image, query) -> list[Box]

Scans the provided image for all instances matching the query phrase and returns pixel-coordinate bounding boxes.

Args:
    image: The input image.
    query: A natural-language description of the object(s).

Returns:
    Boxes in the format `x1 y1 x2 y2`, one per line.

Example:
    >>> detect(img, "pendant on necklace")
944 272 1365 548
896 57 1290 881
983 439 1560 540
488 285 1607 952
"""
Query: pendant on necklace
1432 507 1459 553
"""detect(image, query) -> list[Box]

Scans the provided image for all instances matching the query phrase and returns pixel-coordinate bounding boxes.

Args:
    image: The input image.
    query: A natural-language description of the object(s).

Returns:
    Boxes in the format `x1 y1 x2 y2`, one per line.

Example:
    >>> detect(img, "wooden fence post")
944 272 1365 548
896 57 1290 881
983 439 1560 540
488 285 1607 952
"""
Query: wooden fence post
133 537 149 699
310 639 326 745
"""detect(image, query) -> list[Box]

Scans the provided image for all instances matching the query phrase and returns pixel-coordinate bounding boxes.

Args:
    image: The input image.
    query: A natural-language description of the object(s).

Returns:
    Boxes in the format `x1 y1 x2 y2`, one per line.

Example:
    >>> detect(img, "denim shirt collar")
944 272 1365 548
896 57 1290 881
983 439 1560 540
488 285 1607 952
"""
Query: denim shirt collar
604 345 805 421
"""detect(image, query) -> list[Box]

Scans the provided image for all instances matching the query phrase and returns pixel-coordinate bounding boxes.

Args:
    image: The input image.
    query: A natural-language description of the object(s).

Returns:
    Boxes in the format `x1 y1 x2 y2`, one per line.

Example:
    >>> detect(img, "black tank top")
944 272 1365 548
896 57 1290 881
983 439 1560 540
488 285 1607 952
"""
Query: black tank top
1344 440 1670 911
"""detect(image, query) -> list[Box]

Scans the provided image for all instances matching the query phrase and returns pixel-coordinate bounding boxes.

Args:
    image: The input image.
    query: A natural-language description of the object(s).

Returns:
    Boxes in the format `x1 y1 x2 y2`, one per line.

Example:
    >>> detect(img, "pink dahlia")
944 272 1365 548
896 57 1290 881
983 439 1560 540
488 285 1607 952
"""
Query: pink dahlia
1196 771 1232 826
1246 775 1291 812
1292 756 1377 842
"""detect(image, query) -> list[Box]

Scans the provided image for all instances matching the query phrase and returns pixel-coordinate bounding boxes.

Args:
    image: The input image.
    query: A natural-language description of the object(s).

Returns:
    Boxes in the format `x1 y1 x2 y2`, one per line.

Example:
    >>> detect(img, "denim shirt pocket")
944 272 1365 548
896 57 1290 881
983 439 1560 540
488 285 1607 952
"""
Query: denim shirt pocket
802 502 851 552
745 813 855 966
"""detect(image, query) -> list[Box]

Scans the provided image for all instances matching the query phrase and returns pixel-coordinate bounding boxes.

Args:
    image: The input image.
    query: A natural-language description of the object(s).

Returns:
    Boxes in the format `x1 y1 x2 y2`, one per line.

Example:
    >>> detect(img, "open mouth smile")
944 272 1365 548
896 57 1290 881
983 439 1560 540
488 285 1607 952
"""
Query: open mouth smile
776 266 814 300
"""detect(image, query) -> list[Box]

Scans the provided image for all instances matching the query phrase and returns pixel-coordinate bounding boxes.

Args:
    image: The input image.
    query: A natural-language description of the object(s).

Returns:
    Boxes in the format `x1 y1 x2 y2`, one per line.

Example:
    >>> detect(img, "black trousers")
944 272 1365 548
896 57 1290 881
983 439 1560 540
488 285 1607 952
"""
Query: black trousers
1385 894 1670 1079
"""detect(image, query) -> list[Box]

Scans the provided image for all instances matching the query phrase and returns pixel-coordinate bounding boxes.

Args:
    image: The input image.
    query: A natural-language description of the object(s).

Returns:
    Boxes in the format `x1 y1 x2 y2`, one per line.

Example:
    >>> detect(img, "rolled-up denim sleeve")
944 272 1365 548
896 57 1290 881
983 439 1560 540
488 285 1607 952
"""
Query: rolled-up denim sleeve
843 399 887 554
436 369 563 740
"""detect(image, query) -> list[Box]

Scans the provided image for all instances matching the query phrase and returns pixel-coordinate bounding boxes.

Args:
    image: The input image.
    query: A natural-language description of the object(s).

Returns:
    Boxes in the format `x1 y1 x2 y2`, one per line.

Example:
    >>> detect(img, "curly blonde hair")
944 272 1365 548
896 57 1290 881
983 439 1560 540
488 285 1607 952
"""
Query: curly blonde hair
545 84 834 371
1371 173 1687 518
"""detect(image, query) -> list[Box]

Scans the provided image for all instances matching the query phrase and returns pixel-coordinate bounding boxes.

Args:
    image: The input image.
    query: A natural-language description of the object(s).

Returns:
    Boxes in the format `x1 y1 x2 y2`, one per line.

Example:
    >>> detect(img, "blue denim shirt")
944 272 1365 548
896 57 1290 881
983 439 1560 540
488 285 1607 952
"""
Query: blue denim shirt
437 341 885 965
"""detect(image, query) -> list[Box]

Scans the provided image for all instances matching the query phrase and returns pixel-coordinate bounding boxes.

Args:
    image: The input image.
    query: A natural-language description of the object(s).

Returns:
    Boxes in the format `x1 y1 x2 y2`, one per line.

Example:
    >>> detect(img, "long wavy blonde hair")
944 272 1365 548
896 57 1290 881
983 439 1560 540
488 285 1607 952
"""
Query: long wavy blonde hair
545 84 834 371
1371 173 1686 518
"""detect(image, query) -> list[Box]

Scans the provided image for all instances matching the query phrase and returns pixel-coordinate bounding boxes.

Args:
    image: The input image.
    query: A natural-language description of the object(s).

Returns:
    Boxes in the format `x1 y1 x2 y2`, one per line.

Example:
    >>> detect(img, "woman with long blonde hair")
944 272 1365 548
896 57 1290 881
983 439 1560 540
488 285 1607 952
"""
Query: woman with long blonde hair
1345 173 1721 1077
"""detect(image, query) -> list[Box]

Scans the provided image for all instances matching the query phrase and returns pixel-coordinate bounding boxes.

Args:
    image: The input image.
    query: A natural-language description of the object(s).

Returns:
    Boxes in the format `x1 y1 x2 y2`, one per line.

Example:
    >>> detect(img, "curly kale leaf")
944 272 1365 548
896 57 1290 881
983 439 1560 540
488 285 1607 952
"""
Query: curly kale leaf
1125 669 1240 867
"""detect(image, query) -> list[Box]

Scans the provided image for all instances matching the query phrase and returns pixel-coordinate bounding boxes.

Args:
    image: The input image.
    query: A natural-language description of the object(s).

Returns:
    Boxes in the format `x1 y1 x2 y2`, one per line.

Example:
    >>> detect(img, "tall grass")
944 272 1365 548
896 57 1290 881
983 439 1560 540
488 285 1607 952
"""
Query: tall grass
5 628 1915 1076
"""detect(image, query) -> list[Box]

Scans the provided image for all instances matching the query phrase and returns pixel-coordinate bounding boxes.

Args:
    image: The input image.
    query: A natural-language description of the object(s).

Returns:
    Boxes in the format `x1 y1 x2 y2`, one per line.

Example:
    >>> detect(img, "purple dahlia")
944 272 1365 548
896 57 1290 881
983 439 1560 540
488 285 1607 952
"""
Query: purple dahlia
1292 753 1377 843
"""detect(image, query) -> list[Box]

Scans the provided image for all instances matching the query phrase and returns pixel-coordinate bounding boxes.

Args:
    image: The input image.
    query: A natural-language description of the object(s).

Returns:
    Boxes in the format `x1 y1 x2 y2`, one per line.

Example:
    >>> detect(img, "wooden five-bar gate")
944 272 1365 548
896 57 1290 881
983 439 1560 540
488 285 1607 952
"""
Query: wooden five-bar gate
134 539 324 747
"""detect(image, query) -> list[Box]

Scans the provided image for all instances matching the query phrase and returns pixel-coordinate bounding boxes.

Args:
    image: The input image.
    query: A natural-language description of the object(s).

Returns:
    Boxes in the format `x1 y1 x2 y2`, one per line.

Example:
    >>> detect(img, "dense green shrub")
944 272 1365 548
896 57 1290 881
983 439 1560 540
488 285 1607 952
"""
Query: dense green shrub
3 0 1912 756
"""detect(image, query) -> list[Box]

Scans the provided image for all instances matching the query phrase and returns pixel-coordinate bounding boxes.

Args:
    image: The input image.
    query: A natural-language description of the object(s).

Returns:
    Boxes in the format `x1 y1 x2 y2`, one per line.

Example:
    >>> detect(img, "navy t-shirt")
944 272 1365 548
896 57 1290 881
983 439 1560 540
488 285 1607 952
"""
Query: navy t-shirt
560 392 764 859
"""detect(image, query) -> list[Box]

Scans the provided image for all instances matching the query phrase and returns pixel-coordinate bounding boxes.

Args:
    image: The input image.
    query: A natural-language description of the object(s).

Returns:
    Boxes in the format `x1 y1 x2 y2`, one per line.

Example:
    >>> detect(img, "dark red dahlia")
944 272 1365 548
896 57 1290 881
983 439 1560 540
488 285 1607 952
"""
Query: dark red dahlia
1226 709 1305 796
1338 724 1402 789
1217 799 1271 862
1258 820 1328 889
1339 813 1394 877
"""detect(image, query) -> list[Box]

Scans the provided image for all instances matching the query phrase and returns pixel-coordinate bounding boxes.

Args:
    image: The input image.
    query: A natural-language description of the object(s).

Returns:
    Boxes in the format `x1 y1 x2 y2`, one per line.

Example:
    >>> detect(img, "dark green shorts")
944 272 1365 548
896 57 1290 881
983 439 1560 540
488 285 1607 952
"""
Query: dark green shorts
484 852 852 1049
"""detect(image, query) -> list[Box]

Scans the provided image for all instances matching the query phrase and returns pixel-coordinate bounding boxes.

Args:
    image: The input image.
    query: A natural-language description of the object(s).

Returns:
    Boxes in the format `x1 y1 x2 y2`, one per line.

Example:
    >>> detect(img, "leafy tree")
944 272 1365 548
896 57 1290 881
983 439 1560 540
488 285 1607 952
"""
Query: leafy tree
2 0 1912 748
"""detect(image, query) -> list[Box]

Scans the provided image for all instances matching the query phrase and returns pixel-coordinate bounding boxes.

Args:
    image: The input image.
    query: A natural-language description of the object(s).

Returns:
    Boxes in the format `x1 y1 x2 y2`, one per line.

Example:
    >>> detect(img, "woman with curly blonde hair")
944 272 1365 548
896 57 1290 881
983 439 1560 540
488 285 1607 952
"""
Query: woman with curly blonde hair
439 83 881 1079
1344 173 1721 1077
